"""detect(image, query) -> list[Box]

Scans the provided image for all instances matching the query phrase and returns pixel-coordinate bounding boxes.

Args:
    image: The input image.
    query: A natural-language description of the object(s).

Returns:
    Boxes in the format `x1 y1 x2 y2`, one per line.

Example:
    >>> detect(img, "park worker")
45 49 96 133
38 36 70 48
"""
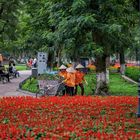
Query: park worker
75 64 88 96
64 67 76 96
58 64 67 95
58 65 67 79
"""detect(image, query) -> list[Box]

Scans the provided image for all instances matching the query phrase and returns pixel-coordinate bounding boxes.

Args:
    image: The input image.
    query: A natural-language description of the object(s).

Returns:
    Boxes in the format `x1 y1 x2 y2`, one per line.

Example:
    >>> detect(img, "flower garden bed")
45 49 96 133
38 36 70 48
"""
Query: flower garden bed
0 96 140 139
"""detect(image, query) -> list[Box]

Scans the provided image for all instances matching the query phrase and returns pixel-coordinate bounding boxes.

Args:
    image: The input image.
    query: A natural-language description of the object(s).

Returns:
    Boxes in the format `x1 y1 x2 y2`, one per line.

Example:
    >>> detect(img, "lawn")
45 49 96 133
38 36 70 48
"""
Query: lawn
0 96 140 139
22 73 138 96
109 74 137 96
15 64 27 71
5 64 27 71
125 67 140 82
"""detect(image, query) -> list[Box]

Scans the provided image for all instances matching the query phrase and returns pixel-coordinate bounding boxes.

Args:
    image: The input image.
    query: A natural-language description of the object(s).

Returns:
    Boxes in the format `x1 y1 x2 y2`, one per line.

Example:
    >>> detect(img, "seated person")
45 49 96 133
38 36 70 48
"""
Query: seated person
0 61 10 82
8 63 13 74
8 63 20 78
12 63 20 77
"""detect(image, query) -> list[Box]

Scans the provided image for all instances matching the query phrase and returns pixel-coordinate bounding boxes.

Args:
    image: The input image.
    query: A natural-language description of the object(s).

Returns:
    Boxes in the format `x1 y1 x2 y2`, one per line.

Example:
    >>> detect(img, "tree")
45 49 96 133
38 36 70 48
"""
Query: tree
46 0 139 95
0 0 22 53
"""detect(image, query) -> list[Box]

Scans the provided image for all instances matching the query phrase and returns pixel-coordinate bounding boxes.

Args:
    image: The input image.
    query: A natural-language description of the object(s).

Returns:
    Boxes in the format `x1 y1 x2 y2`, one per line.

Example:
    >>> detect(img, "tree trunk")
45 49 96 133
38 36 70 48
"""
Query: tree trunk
57 49 61 67
136 48 140 66
106 55 110 84
120 48 125 75
136 48 139 61
95 55 110 96
92 31 110 96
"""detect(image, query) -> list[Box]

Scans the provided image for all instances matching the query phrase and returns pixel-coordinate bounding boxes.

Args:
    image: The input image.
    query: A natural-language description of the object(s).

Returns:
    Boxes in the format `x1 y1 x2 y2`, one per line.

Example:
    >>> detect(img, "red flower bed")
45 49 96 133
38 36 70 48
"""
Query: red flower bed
0 96 140 139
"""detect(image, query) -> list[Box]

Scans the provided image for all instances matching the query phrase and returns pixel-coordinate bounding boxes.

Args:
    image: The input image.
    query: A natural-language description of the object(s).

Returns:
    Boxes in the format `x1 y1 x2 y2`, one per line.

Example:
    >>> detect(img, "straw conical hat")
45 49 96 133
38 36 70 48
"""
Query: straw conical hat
66 67 76 73
76 64 84 69
59 65 67 70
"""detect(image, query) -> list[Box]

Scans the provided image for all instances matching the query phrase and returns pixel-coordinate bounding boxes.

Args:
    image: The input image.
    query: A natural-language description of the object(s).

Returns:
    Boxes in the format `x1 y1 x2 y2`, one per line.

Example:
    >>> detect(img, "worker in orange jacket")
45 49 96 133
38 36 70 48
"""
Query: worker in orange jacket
75 64 87 96
58 65 67 95
58 65 67 79
64 67 76 96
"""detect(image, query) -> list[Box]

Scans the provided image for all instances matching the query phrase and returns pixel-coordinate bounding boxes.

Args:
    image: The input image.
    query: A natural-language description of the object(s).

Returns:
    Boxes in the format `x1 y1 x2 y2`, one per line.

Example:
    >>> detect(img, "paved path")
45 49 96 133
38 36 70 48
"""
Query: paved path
0 70 33 97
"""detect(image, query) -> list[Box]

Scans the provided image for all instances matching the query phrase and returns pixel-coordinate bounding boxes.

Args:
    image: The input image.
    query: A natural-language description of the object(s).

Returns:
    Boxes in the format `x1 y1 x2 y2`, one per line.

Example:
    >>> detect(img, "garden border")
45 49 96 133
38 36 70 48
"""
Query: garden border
121 75 138 85
18 76 37 97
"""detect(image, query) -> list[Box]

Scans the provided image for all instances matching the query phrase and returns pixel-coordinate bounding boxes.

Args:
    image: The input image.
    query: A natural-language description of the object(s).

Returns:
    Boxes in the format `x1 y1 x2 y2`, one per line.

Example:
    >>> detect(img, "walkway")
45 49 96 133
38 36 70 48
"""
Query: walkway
0 70 32 97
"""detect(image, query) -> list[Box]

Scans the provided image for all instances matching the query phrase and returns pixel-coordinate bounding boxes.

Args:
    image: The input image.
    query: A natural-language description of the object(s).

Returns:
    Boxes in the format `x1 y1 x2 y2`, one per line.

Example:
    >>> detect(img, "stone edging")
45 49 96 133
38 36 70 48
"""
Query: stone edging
121 75 138 85
18 76 37 97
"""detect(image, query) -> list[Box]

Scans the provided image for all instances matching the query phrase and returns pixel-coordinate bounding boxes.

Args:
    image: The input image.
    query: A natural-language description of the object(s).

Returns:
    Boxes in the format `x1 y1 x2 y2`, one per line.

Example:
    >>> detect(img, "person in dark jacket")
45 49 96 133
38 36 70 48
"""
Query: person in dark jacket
0 61 10 82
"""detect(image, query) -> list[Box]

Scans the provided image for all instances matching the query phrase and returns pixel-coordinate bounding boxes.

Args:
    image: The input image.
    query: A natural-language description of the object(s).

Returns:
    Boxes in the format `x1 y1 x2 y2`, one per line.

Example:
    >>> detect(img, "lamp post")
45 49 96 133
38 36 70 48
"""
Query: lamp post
136 0 140 118
137 78 140 117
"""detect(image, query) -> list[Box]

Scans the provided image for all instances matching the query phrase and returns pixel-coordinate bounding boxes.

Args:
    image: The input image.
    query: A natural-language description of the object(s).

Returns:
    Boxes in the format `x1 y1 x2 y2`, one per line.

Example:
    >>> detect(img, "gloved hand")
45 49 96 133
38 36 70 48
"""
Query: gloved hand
85 80 88 85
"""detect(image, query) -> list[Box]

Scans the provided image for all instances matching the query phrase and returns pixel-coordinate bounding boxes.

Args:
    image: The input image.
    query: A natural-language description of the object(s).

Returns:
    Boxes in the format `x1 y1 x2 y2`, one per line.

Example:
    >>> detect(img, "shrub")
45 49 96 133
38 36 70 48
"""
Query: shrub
125 67 140 82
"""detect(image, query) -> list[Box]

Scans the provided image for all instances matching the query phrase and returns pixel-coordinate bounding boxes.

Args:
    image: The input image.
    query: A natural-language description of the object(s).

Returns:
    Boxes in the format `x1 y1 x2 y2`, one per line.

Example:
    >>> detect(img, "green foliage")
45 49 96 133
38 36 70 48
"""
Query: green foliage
22 77 38 93
125 67 140 82
0 0 22 52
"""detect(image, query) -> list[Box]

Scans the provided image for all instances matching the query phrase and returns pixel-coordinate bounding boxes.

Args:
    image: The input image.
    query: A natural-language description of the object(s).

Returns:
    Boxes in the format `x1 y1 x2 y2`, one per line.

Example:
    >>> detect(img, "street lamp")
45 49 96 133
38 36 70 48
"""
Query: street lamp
136 0 140 118
137 78 140 117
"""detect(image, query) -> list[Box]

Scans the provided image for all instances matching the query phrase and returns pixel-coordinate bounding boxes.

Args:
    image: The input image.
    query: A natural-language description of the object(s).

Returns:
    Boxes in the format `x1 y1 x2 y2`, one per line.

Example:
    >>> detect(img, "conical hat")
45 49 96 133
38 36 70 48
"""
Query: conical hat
76 64 84 69
66 67 76 73
59 65 67 70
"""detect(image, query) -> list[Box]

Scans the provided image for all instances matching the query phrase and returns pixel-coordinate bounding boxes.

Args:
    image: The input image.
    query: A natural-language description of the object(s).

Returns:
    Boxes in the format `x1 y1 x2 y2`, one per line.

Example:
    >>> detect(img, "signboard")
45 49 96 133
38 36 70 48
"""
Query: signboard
37 52 47 74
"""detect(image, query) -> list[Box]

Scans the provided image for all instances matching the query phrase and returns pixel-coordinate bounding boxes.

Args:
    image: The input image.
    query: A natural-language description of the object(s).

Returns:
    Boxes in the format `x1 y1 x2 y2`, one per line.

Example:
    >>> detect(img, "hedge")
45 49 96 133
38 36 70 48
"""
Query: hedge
125 67 140 82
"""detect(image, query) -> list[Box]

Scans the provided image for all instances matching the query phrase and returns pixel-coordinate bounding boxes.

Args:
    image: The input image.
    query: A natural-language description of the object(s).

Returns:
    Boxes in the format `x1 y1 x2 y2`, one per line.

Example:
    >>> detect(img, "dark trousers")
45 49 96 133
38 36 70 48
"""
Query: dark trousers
57 83 66 95
75 83 84 96
66 86 75 96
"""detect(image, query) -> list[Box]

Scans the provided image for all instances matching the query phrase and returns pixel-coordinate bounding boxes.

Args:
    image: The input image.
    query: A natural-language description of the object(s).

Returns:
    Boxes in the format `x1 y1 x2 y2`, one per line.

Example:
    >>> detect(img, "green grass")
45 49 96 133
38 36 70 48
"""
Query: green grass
15 64 27 71
22 77 38 93
5 64 27 71
125 67 140 82
77 73 95 95
109 74 137 96
22 73 138 96
77 73 137 96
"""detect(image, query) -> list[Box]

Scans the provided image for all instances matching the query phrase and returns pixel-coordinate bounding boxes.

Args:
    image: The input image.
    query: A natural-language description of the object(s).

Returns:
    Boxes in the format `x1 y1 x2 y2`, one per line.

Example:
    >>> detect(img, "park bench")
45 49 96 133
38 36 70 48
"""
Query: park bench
9 72 16 79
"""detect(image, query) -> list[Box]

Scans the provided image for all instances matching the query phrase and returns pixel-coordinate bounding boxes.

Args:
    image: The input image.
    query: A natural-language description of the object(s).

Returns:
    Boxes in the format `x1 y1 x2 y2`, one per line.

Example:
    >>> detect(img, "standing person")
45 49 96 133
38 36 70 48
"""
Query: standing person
58 65 67 95
32 58 37 67
29 58 33 68
75 64 87 96
58 65 67 79
64 67 76 96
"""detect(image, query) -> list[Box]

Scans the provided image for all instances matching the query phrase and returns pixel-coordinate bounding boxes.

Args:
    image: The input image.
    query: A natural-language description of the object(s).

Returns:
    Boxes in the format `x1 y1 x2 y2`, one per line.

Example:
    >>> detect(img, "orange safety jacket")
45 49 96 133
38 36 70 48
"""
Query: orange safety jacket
59 71 67 79
65 72 76 87
75 71 85 85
